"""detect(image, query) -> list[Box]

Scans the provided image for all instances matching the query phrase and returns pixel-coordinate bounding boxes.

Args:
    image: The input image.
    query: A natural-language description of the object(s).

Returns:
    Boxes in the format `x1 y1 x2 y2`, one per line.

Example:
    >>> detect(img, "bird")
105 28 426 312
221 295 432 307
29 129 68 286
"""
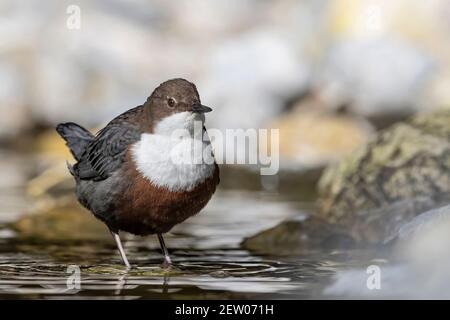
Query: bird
56 78 220 269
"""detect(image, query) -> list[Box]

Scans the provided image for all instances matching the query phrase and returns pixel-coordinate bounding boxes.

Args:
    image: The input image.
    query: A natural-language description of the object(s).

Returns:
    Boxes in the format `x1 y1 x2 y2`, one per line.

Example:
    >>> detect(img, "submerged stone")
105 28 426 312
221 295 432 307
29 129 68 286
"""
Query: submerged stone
242 216 355 255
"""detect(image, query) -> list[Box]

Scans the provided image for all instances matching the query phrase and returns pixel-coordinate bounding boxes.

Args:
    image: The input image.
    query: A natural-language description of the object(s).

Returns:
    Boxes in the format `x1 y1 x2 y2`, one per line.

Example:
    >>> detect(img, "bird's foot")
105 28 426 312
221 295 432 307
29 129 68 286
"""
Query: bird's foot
161 256 173 270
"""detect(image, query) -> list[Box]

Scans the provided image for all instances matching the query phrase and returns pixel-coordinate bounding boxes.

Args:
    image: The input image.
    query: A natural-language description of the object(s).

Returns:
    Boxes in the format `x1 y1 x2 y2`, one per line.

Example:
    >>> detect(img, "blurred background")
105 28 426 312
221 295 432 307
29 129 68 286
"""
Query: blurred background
0 0 449 299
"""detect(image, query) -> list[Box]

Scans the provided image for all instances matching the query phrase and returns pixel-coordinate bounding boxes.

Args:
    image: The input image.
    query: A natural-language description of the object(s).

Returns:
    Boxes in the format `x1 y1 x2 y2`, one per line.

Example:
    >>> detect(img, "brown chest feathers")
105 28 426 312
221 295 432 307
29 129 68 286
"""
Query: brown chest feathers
113 153 220 236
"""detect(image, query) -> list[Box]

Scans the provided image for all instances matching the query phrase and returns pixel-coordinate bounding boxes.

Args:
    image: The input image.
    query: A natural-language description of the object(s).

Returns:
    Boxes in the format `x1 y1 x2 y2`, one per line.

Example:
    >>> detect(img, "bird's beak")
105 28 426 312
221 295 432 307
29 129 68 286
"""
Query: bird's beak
192 103 212 113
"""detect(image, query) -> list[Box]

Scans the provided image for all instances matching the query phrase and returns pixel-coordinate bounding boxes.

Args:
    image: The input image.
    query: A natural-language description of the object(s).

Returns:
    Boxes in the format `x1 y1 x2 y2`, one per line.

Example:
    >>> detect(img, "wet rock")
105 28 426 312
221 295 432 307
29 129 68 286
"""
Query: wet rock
242 216 355 255
317 110 450 242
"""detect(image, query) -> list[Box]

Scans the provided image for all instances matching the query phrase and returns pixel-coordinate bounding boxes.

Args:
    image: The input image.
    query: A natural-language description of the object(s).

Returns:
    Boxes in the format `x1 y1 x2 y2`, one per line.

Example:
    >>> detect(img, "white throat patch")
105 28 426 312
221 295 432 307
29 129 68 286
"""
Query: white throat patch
131 112 215 191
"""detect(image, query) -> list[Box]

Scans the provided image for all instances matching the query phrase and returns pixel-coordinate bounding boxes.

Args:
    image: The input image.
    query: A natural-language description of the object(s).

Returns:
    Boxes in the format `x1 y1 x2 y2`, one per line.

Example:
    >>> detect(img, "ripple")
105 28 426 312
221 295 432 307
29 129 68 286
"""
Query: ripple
0 245 323 298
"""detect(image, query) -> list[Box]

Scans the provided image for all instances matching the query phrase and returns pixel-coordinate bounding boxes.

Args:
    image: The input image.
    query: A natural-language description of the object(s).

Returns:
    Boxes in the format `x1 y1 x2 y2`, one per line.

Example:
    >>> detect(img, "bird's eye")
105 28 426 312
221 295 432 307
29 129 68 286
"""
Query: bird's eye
167 97 176 108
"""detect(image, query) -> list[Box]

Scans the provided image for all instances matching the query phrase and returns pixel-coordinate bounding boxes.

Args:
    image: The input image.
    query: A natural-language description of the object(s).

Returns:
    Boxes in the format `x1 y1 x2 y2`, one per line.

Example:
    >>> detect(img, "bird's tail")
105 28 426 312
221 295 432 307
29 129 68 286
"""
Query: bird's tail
56 122 94 162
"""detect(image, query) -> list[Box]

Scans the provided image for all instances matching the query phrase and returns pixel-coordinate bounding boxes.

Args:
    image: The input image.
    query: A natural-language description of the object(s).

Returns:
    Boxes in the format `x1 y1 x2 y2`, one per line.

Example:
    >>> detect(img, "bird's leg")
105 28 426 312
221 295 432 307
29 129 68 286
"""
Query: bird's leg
157 233 172 268
111 231 131 269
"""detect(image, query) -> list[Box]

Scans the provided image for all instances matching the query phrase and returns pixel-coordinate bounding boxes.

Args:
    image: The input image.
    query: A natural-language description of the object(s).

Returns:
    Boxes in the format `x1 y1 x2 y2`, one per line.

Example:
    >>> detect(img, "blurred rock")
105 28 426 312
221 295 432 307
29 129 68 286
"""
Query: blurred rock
33 130 74 159
389 204 450 243
268 93 374 169
319 0 450 116
23 130 79 199
0 151 31 223
201 28 310 131
318 110 450 242
242 216 355 255
11 200 109 240
0 62 29 140
319 38 434 116
325 204 450 299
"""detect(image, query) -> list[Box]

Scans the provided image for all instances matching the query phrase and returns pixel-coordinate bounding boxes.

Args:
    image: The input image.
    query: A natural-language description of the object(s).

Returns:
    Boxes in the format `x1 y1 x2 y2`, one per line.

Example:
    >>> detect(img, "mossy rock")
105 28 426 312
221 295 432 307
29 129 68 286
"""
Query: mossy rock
317 110 450 242
243 111 450 254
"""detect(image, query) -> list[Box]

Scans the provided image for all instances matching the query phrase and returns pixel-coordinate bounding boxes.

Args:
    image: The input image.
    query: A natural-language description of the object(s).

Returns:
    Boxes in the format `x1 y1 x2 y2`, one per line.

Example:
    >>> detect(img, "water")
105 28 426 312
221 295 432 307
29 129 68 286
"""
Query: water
0 240 335 299
0 151 372 299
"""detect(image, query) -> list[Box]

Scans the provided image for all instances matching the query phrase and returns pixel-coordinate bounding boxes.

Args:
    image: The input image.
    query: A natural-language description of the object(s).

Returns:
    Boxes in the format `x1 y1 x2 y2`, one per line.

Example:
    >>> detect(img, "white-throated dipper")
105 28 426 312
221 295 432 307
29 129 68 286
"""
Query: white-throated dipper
56 78 220 268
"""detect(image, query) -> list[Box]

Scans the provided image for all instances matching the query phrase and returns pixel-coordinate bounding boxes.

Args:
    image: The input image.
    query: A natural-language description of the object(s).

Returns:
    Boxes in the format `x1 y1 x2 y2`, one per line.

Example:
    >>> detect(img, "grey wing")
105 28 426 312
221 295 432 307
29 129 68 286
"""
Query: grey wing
73 106 144 181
